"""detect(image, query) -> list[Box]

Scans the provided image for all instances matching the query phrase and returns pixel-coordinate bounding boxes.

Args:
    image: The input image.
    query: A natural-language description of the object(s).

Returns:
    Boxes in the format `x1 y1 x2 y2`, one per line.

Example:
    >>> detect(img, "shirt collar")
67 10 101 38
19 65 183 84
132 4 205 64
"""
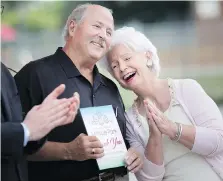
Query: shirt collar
54 47 107 86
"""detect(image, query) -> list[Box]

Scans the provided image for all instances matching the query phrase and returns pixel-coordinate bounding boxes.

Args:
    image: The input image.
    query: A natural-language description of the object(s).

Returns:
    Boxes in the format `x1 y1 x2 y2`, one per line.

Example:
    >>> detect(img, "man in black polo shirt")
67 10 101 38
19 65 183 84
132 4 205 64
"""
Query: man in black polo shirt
15 3 142 181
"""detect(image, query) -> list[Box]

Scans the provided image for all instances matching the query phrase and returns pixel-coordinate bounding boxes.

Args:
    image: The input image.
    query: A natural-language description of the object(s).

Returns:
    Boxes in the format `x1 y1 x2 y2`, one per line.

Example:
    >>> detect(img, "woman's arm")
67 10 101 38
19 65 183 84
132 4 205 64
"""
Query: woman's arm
181 79 223 157
146 79 223 156
125 112 165 181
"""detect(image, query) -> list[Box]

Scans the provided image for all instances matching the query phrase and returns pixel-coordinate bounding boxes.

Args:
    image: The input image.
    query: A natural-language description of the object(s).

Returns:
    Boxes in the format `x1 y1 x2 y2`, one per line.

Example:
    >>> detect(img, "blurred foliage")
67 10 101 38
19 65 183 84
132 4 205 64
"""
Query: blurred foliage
1 1 191 31
196 75 223 105
1 1 65 31
24 2 63 31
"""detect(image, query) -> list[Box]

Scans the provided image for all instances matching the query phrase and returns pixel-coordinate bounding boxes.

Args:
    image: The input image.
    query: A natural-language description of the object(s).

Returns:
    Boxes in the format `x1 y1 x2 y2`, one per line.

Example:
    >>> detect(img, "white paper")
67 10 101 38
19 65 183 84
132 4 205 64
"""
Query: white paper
80 105 127 170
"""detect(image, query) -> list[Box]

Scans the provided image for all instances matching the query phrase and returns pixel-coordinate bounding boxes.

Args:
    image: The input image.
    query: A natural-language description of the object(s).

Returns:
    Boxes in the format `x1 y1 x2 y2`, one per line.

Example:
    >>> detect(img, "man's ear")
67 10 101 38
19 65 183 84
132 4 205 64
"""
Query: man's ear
68 20 78 37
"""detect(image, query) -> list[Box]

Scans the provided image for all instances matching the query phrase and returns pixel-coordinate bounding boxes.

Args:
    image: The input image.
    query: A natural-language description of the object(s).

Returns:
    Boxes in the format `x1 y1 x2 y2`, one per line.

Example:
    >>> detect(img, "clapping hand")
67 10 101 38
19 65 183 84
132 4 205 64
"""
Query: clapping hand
144 100 177 139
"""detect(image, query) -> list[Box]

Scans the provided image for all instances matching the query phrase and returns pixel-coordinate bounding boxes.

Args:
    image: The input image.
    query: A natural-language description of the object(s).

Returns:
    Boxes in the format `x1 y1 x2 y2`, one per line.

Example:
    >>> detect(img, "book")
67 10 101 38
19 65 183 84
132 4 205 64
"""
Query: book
80 105 127 170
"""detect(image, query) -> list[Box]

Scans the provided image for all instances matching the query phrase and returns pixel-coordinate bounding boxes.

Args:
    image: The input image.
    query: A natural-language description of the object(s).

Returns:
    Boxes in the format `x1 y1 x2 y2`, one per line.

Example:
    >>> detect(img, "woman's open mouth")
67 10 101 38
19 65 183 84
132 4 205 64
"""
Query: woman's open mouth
123 72 136 83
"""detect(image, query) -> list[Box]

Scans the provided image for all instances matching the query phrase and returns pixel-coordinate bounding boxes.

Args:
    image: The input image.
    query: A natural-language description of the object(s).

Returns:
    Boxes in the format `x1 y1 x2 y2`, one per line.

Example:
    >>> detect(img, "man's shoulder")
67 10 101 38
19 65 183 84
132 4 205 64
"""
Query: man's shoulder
22 54 53 72
15 54 54 78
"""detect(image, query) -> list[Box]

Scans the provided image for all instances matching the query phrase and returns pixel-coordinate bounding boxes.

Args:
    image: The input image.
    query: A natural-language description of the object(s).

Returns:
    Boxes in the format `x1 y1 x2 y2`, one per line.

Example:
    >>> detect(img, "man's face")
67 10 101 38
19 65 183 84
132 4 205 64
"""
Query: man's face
69 6 114 62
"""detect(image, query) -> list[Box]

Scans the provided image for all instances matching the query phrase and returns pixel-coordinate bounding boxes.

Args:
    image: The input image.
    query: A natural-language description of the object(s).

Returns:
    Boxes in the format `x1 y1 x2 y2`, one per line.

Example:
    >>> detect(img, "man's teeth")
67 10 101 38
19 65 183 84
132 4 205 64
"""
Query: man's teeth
123 72 135 80
92 42 102 48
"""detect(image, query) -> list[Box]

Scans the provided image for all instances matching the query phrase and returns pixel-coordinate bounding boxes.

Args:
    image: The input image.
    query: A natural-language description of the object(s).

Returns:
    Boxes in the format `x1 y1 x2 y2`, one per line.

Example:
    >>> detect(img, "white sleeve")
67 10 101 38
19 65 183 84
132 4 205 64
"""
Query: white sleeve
125 109 165 181
181 79 223 157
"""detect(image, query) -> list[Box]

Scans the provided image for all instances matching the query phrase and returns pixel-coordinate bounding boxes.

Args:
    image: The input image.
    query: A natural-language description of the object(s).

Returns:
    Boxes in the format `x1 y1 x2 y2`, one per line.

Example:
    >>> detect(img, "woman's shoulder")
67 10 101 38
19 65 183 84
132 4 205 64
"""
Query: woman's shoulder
125 104 136 122
171 78 204 93
172 78 200 87
171 78 207 108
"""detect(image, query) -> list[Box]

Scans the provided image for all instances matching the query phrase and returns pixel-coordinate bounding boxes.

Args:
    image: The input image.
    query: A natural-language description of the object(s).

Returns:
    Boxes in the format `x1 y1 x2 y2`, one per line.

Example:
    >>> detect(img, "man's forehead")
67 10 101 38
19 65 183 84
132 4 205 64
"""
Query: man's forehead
87 5 111 13
85 5 113 21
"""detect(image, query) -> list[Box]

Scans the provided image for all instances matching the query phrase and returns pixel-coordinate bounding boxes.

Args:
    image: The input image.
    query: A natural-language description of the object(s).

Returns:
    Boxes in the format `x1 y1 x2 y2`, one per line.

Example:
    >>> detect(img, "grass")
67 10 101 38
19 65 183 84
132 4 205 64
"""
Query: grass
194 75 223 105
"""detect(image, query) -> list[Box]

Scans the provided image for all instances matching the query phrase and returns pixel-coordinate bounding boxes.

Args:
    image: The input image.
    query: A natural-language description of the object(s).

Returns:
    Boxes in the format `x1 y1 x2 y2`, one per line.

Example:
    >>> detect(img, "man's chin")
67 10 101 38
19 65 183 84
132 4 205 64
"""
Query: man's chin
89 53 104 62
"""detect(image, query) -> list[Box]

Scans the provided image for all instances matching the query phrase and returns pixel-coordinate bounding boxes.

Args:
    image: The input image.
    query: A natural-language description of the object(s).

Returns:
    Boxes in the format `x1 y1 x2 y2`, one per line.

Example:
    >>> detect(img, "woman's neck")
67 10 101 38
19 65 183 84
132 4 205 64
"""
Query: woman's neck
134 79 171 112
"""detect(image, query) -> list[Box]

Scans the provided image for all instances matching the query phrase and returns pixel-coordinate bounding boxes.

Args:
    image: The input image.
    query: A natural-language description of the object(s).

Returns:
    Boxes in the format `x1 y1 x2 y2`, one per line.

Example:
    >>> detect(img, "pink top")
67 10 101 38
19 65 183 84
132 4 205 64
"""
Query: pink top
125 79 223 180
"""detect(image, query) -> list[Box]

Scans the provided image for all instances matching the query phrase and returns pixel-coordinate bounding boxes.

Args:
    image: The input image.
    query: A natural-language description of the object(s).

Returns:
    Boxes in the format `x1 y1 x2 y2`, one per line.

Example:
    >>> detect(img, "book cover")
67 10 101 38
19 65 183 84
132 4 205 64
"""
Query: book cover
80 105 127 170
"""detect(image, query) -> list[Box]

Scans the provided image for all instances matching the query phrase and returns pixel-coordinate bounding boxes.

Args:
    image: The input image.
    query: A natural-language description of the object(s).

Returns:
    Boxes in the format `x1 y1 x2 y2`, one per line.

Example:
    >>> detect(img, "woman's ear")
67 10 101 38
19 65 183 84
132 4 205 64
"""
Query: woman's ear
145 51 153 67
145 51 153 59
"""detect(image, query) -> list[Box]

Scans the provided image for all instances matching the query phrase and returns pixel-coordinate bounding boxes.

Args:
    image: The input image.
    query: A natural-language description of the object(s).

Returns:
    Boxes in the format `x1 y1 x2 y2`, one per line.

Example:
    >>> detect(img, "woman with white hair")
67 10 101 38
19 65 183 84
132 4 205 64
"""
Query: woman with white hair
98 27 223 181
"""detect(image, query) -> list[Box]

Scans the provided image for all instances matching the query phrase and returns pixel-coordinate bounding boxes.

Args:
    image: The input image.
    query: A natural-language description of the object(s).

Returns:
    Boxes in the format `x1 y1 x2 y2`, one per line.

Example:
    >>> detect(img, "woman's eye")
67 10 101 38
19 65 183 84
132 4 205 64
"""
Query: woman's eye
125 57 131 61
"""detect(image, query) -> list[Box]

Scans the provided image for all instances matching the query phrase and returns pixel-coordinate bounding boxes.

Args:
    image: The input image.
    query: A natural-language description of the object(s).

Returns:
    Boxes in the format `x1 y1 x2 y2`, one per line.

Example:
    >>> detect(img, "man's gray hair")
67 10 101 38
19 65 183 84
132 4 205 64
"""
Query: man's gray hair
62 3 113 41
98 27 161 77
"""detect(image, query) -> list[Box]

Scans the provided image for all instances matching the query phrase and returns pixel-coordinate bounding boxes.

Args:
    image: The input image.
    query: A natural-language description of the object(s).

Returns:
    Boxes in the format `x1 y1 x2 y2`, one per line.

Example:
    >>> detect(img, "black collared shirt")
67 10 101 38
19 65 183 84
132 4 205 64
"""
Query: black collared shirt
14 48 128 181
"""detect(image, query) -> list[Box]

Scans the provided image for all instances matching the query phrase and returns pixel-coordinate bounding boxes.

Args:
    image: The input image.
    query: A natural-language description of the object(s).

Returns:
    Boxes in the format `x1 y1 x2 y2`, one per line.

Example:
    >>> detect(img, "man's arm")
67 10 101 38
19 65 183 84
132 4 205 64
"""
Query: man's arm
1 122 24 160
27 132 104 161
1 63 25 160
14 63 94 162
27 141 69 161
1 121 69 162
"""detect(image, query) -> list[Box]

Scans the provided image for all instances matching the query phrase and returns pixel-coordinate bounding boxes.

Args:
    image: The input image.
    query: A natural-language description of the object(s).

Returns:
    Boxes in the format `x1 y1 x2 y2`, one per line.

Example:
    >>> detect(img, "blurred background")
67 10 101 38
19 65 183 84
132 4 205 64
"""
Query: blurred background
1 1 223 111
1 2 223 180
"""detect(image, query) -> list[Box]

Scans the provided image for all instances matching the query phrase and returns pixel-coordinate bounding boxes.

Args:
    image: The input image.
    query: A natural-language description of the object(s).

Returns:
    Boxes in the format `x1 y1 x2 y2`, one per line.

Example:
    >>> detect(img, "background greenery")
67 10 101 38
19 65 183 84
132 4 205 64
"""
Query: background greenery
2 1 223 109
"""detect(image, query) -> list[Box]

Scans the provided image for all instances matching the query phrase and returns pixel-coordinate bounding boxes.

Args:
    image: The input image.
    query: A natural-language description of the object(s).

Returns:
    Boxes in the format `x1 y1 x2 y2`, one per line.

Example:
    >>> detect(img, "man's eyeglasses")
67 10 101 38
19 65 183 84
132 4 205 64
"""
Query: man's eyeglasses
1 5 4 14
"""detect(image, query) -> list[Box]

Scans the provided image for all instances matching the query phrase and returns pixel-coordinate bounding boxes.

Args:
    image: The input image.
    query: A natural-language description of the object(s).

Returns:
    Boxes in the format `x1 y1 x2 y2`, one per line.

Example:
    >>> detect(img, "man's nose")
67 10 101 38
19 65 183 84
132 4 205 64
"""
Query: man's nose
98 28 107 40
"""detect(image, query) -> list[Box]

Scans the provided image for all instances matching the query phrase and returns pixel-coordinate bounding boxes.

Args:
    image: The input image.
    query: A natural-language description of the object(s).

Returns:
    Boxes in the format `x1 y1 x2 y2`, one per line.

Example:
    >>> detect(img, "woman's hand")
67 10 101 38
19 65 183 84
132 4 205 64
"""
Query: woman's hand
145 101 177 139
124 148 143 173
144 100 162 139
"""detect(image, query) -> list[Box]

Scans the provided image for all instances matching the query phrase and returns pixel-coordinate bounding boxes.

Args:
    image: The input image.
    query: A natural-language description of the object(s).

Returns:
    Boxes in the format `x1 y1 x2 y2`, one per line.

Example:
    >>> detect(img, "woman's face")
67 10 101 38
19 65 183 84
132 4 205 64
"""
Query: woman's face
107 44 154 91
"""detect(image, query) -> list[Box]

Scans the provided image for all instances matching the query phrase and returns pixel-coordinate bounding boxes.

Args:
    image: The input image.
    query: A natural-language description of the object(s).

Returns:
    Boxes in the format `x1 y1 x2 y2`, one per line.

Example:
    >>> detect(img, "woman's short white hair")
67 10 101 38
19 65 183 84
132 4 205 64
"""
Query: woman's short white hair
98 27 161 77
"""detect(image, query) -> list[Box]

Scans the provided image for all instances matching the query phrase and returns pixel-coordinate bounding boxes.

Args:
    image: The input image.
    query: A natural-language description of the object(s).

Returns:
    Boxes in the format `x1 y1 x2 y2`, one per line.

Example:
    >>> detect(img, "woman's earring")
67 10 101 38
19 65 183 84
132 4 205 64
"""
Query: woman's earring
146 59 153 68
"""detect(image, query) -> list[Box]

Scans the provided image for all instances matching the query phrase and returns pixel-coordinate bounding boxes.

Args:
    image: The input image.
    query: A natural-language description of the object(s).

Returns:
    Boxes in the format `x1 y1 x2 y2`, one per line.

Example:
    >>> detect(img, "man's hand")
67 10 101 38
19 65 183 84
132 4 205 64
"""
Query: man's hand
23 84 80 141
65 133 104 161
125 147 143 173
65 92 80 127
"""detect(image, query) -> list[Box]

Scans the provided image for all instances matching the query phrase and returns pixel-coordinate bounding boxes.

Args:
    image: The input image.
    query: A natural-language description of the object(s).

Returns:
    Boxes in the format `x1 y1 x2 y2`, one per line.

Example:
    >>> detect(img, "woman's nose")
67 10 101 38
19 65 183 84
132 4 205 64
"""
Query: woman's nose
119 61 127 72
